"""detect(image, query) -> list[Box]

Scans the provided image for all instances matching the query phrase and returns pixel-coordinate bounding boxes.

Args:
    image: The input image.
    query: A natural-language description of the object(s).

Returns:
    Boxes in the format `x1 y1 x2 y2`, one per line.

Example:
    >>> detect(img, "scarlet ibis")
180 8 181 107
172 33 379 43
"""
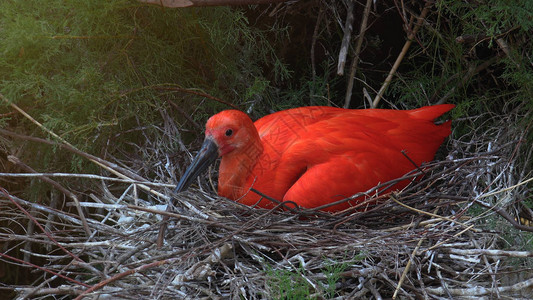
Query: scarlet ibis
175 104 453 212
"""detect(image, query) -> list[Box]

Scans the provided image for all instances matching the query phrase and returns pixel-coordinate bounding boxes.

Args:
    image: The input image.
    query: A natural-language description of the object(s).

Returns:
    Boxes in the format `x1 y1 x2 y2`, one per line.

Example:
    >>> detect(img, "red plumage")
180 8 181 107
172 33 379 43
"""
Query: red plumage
176 104 454 212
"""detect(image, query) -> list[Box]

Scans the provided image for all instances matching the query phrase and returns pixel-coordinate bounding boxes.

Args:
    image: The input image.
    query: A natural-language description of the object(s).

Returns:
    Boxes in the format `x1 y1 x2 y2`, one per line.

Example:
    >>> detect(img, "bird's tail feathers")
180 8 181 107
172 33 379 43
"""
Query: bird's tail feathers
409 104 455 121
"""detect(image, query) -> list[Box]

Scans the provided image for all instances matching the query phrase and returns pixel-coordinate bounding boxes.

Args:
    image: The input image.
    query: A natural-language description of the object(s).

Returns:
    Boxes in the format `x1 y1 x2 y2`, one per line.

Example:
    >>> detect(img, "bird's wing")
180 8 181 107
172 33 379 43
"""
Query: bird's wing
254 106 452 210
282 146 412 211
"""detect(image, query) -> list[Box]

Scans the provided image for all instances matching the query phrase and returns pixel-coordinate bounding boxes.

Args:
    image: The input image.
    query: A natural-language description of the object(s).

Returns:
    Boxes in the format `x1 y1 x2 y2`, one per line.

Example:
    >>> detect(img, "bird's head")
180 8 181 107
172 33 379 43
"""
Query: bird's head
204 110 257 156
174 110 259 193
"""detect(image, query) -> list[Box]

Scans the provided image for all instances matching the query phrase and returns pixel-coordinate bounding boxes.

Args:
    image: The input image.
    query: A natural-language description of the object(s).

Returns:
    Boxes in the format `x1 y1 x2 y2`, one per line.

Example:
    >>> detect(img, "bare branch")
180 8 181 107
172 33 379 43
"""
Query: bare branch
139 0 290 8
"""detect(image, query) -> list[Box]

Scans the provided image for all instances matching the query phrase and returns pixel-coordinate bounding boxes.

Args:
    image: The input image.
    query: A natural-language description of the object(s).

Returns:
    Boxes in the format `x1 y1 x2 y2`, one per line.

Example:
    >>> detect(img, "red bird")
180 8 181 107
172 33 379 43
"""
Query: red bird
175 105 454 212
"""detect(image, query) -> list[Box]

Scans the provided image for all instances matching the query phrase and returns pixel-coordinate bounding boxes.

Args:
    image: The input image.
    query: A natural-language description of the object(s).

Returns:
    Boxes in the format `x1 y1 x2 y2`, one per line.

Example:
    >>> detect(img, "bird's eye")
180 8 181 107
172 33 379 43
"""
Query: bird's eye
225 129 233 137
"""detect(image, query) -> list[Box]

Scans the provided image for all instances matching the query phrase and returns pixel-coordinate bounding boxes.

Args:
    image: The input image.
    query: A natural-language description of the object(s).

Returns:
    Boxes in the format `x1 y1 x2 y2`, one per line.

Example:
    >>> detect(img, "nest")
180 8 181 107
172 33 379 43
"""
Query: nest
1 110 532 300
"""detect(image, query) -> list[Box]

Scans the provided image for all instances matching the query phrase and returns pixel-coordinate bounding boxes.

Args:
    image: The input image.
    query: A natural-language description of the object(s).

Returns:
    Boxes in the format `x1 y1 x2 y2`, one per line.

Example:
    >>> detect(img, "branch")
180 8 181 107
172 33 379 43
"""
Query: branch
7 155 92 236
0 126 209 220
0 237 90 289
337 0 355 76
0 187 87 263
372 1 432 108
344 0 372 108
426 276 533 296
447 248 533 258
139 0 290 7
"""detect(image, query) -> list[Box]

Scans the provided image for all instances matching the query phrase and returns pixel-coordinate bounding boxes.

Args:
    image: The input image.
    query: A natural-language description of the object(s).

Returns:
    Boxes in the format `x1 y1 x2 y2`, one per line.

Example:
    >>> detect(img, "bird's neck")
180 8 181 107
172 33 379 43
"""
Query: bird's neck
218 138 263 200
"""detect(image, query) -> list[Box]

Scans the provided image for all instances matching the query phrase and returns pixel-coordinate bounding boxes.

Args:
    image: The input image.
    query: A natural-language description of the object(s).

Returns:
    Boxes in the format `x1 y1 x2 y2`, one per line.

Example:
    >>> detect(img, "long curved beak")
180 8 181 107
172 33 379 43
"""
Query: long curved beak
174 138 219 193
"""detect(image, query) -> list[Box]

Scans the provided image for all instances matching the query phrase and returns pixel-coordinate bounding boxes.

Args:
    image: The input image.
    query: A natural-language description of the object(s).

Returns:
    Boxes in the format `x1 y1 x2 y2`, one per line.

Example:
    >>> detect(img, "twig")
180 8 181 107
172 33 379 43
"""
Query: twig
475 199 533 233
23 207 37 262
477 176 533 200
15 287 83 297
74 258 177 300
311 6 324 81
423 224 476 252
393 237 425 299
434 55 500 104
390 194 475 230
138 0 290 7
447 248 533 258
173 243 233 284
0 93 75 148
0 127 209 218
344 0 373 108
7 155 92 236
0 187 86 262
0 250 90 288
337 0 355 76
372 1 432 107
426 276 533 296
142 84 239 109
44 189 58 252
0 172 173 187
382 218 441 232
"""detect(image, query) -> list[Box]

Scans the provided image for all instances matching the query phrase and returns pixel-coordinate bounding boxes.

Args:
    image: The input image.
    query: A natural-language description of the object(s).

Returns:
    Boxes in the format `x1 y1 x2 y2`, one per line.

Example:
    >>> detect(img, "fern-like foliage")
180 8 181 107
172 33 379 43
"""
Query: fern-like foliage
0 0 285 177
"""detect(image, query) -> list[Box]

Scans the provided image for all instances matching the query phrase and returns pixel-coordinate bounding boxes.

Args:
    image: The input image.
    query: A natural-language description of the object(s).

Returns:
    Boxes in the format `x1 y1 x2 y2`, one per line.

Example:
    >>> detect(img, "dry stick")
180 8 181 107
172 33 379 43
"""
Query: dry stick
0 129 151 190
138 0 290 7
426 276 533 297
471 232 500 296
0 172 172 187
0 124 198 248
0 94 94 236
447 248 533 258
0 250 90 289
24 259 90 299
311 6 324 82
382 218 442 232
149 85 239 109
82 204 284 299
0 94 75 149
0 105 206 249
23 206 37 263
0 120 207 221
7 155 92 236
337 0 355 76
0 187 85 263
44 190 59 252
477 175 533 200
174 243 233 284
389 194 475 231
0 94 207 219
344 0 373 108
372 2 432 108
424 224 476 252
6 194 87 230
73 258 175 300
393 237 424 300
475 199 533 233
15 287 83 298
434 56 499 105
156 216 170 248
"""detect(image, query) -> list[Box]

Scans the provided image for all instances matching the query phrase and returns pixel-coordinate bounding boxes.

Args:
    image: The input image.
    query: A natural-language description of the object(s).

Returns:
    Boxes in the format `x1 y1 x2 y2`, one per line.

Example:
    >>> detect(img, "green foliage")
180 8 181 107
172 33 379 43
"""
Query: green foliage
265 263 311 300
0 0 286 186
271 58 339 111
443 0 533 36
320 254 363 298
467 198 533 269
473 203 533 268
387 0 532 114
265 252 364 299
